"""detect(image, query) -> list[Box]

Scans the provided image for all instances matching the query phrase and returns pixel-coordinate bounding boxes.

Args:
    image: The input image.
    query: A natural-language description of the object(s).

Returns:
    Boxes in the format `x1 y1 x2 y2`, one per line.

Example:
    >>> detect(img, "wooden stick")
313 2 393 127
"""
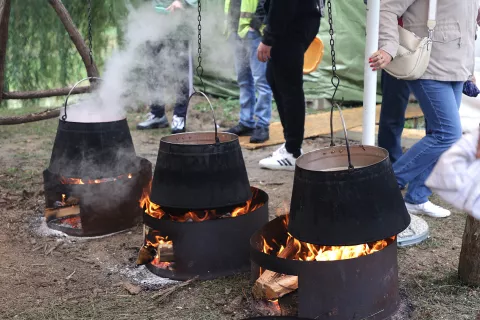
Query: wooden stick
0 108 61 125
0 0 11 104
47 0 99 79
152 276 198 303
459 215 480 285
2 85 90 100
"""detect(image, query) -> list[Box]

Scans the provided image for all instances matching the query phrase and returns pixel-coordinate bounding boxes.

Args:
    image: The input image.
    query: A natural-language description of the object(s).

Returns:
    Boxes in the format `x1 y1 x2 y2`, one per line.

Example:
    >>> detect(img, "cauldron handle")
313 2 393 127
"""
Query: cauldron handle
329 103 354 170
62 77 102 121
187 91 220 144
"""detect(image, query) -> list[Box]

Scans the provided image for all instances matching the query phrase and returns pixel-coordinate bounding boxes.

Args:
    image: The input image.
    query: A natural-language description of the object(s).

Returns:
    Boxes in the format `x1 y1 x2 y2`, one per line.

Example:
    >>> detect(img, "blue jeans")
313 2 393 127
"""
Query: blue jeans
378 71 410 164
232 31 272 128
393 80 464 204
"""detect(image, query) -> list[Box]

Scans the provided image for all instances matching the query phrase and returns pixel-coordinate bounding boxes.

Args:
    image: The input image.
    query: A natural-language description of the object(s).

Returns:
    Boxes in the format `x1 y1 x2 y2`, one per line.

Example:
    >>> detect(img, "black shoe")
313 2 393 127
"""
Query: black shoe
250 127 269 143
224 124 254 136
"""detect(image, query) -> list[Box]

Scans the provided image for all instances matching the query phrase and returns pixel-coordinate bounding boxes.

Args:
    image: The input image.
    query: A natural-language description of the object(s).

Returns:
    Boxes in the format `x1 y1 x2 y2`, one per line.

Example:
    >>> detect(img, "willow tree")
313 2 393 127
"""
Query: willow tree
1 0 130 109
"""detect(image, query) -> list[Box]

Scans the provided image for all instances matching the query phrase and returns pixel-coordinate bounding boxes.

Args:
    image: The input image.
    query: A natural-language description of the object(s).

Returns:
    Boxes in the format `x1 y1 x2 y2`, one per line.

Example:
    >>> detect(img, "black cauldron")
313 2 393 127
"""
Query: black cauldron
48 119 137 178
287 107 410 246
149 92 251 209
48 77 137 178
150 131 251 209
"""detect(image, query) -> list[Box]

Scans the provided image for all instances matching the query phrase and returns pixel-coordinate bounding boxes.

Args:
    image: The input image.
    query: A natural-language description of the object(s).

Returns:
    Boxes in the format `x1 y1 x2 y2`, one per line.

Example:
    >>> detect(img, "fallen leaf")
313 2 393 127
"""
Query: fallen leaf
123 282 142 295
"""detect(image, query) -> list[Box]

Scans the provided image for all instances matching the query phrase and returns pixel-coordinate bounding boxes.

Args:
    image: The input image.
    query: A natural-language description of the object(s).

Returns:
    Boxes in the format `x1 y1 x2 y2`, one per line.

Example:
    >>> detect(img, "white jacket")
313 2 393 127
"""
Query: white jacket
425 128 480 219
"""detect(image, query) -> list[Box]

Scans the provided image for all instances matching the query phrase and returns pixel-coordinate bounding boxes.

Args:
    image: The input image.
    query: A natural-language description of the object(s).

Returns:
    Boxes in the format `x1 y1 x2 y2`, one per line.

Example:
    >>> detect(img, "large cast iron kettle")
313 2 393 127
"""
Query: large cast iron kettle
288 105 411 246
48 77 137 178
150 92 251 210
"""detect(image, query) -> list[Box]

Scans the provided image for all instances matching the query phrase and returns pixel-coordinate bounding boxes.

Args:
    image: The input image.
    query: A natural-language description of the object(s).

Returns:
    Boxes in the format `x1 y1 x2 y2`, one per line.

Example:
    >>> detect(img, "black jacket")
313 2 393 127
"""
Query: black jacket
262 0 324 46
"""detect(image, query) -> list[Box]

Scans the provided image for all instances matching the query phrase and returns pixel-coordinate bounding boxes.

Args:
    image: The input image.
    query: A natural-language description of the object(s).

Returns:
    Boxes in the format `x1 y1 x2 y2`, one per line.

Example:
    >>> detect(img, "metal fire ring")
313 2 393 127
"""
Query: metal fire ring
397 214 429 248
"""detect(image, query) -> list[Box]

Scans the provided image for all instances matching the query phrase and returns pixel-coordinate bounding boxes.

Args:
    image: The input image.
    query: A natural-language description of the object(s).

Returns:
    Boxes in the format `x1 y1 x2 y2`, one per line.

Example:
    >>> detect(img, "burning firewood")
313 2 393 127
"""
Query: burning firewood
136 243 174 266
136 245 156 266
44 205 80 220
253 239 299 300
252 273 298 300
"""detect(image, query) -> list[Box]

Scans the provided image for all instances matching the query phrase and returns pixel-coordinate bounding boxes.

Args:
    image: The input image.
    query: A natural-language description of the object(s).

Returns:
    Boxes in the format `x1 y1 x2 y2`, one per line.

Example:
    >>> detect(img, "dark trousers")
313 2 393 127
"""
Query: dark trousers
149 40 190 118
266 37 313 157
378 71 410 163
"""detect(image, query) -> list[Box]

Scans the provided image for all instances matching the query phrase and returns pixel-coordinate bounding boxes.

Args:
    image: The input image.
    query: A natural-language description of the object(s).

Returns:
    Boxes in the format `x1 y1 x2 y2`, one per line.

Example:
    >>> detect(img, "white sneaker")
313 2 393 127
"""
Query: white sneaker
171 115 186 134
405 201 451 218
259 144 302 171
137 113 169 130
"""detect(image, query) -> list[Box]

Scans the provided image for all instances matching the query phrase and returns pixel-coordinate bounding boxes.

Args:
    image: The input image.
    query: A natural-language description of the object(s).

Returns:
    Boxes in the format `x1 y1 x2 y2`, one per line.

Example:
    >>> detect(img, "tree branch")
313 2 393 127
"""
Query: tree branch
47 0 99 79
0 108 60 125
2 85 91 100
0 0 11 104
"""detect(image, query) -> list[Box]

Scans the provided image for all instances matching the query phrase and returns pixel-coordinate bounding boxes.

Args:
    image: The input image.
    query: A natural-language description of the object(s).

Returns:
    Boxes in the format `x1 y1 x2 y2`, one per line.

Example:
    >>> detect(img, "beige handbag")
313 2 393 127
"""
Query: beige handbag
384 0 437 80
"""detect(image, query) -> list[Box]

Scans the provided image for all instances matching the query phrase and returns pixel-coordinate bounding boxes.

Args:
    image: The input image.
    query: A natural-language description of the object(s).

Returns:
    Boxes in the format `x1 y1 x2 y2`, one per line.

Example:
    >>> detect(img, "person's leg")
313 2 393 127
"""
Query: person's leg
258 40 306 170
170 40 190 134
173 40 190 119
249 30 273 143
378 71 410 163
137 42 169 130
272 40 306 157
225 34 256 136
395 80 463 216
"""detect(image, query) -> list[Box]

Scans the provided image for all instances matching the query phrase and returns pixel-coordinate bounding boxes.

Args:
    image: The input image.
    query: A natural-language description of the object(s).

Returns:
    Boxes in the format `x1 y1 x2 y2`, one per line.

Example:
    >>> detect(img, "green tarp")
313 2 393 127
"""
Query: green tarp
194 0 382 103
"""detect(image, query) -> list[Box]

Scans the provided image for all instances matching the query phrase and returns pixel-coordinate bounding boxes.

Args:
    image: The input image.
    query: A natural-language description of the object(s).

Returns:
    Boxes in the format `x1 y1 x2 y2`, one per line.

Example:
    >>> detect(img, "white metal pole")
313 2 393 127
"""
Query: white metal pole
362 0 380 146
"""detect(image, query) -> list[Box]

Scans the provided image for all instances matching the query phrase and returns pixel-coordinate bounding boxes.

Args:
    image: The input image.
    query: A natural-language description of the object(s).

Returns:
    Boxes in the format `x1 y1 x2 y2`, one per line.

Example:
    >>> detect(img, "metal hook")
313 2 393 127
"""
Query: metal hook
186 91 219 144
62 77 102 122
329 102 354 170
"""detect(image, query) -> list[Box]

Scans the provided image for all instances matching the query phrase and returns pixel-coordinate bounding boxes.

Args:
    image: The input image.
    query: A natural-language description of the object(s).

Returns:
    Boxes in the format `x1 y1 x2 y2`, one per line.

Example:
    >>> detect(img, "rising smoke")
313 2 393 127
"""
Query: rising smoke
65 1 232 123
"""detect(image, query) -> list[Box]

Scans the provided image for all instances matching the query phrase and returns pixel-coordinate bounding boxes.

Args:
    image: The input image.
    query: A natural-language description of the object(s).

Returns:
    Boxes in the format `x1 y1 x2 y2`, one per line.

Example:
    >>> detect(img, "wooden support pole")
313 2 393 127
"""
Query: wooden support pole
0 108 61 125
0 0 11 104
2 85 91 100
459 215 480 285
47 0 99 79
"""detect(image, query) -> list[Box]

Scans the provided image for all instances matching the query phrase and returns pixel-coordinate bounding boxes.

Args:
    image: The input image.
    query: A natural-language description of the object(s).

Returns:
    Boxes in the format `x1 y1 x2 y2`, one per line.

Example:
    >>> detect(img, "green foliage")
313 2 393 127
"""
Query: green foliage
4 0 130 97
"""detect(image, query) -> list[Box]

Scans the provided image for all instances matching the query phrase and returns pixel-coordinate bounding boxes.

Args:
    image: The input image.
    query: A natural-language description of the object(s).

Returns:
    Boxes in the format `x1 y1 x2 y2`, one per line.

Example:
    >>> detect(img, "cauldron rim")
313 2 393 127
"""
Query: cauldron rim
160 131 238 146
295 145 389 173
58 118 127 125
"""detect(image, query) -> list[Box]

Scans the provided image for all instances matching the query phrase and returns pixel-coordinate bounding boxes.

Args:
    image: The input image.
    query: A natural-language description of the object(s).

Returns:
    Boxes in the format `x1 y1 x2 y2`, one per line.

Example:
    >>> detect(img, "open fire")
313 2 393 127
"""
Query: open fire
262 215 395 262
140 182 264 222
60 173 133 185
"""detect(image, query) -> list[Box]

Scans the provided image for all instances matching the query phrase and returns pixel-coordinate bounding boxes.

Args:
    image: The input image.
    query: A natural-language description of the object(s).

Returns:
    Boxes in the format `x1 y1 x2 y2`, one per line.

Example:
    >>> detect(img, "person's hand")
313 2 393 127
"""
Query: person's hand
472 75 477 85
257 42 272 62
369 50 392 71
167 0 183 12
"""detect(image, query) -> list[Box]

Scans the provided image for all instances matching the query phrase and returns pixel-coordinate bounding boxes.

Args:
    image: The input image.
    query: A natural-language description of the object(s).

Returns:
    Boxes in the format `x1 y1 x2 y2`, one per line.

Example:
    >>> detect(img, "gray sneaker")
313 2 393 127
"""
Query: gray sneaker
137 113 169 130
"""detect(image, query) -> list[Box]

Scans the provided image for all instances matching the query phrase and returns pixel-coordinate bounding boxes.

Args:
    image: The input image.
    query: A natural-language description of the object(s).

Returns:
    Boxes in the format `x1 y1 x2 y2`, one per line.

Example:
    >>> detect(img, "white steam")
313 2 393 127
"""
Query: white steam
64 1 232 124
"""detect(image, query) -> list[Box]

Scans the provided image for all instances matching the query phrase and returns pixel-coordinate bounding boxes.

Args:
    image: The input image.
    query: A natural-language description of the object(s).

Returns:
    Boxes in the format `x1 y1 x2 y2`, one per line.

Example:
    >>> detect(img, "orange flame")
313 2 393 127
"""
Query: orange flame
140 181 263 221
262 215 394 262
60 174 133 185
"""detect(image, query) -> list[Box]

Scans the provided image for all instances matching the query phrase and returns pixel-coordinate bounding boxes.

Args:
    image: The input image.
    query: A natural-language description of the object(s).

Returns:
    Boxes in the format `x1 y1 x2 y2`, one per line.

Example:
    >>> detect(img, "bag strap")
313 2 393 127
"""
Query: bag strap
427 0 437 38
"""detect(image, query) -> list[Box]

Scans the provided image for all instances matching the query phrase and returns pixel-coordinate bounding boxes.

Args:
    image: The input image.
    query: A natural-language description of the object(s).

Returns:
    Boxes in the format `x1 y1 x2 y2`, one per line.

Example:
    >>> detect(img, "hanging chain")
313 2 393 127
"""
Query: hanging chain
196 0 205 93
87 0 93 65
327 0 342 146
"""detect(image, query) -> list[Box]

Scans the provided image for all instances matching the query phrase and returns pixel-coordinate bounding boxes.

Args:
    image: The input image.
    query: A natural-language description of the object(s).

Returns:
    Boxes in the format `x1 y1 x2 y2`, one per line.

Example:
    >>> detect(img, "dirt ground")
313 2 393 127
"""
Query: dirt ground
0 105 479 320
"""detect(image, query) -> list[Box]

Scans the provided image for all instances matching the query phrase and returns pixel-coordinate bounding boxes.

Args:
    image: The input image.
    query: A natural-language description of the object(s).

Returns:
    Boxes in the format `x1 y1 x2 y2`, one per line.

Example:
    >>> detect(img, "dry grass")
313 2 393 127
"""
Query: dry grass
0 107 479 320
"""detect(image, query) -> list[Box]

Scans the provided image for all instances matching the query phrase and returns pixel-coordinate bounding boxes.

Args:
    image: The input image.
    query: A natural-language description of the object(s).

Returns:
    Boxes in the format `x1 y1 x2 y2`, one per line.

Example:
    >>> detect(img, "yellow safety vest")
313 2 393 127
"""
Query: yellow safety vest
224 0 263 38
